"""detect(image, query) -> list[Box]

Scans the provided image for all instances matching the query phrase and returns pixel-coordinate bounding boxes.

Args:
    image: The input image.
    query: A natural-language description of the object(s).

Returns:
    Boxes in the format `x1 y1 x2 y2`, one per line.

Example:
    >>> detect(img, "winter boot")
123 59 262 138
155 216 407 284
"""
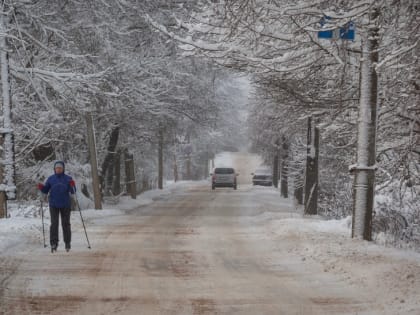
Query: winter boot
51 244 57 253
65 243 71 252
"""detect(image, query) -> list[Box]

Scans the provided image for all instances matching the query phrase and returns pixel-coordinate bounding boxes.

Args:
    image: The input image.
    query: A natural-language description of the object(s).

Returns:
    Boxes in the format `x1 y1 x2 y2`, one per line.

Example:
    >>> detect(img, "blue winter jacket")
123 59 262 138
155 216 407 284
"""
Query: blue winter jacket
41 161 75 209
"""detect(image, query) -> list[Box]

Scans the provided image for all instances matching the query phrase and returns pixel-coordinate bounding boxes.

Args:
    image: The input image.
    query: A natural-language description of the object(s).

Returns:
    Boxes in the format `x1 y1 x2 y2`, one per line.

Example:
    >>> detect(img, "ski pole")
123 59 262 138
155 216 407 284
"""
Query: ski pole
72 188 91 249
40 197 47 248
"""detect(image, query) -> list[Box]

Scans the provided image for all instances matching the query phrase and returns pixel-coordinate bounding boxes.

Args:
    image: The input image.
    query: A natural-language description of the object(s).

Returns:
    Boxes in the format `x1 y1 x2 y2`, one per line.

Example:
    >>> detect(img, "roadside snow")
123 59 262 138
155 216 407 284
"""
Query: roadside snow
262 213 420 315
1 178 419 314
0 180 201 253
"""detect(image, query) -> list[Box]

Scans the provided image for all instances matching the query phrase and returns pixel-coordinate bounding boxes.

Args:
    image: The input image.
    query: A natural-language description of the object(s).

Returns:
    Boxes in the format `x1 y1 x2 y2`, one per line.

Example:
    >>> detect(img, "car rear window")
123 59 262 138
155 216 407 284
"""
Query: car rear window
214 168 234 174
255 169 271 174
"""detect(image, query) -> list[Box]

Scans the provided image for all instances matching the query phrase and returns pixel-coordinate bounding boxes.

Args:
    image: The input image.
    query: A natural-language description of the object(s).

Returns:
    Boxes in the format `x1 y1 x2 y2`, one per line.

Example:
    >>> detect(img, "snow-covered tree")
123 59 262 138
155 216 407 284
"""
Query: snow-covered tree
146 0 419 244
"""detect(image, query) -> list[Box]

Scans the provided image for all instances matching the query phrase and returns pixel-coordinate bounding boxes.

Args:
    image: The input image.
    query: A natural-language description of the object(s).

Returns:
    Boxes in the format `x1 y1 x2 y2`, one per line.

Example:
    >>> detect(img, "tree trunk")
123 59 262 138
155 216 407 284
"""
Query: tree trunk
294 185 303 206
304 117 319 215
204 153 209 179
294 169 304 205
272 150 279 188
173 155 178 182
112 150 121 195
0 136 5 218
280 138 289 198
85 112 102 210
81 183 90 198
0 7 15 203
124 150 136 199
100 124 119 195
186 155 191 180
352 7 380 241
158 127 164 189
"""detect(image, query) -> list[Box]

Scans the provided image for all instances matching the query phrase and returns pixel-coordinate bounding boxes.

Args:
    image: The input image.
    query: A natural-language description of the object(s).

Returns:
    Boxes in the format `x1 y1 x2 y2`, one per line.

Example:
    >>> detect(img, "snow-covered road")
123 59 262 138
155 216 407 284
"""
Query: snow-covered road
1 180 419 314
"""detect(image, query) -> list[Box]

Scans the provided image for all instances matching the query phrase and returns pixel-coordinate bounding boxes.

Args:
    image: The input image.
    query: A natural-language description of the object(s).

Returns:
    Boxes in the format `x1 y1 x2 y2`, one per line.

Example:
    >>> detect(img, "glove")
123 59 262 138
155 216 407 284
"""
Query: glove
37 183 44 190
69 180 75 187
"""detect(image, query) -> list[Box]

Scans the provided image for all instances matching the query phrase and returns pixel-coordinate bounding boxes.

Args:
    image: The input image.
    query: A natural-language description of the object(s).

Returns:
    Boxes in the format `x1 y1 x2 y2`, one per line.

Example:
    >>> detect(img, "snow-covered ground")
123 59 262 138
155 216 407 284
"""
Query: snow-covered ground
1 155 419 314
0 180 200 254
262 213 420 314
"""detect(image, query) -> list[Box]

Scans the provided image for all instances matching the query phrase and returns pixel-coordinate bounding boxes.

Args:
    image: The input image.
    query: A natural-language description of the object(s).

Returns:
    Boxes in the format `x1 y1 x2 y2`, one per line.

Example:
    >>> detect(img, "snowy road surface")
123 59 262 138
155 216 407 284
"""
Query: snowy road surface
1 156 419 314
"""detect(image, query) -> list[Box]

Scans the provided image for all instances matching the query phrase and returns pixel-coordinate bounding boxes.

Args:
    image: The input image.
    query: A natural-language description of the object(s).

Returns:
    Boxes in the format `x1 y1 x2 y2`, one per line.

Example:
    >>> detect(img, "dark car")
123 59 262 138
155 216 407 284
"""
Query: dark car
211 167 238 190
252 169 273 186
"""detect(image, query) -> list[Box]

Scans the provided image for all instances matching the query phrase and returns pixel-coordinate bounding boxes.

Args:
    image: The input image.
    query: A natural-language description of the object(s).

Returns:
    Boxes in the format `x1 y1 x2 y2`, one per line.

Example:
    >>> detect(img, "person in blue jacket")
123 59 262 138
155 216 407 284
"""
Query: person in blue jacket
37 161 76 252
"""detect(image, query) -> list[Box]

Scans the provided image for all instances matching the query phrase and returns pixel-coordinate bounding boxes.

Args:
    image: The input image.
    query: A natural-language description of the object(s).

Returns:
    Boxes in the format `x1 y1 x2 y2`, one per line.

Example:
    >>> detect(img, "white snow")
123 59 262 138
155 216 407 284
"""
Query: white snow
1 174 419 314
0 180 199 253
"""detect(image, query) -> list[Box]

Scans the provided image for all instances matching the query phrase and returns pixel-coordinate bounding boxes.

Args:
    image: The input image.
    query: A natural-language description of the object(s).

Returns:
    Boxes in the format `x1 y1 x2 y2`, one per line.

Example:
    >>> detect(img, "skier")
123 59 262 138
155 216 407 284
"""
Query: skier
37 161 76 253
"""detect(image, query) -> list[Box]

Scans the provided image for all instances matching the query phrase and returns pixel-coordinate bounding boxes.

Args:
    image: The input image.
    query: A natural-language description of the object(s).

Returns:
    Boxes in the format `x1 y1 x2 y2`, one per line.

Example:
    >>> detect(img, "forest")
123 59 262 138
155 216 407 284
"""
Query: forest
0 1 418 249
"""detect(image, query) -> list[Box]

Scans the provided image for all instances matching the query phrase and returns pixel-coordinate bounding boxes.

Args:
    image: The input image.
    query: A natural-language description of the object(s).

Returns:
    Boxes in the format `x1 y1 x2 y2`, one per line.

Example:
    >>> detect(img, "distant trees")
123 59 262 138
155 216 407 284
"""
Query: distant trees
147 0 419 245
0 0 245 207
1 0 417 247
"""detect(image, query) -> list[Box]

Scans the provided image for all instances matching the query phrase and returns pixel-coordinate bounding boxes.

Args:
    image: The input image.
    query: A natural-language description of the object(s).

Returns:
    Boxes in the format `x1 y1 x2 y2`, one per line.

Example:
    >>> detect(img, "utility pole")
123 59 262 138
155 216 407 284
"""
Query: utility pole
351 7 380 240
0 6 15 217
85 112 102 209
304 116 319 215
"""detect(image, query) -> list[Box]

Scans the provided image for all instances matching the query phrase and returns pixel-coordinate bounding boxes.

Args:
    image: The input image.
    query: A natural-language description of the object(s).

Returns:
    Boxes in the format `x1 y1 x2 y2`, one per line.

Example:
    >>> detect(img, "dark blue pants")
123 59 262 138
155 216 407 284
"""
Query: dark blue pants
49 207 71 247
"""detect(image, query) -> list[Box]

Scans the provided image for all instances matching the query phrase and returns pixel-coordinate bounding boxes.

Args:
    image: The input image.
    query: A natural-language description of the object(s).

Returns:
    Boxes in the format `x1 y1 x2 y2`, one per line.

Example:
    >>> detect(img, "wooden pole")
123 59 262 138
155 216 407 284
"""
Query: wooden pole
304 117 319 215
85 112 102 209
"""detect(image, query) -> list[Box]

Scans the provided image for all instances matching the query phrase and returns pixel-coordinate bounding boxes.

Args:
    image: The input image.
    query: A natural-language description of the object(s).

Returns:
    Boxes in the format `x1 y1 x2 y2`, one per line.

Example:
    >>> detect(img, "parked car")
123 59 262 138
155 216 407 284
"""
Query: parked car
252 169 273 186
211 167 238 190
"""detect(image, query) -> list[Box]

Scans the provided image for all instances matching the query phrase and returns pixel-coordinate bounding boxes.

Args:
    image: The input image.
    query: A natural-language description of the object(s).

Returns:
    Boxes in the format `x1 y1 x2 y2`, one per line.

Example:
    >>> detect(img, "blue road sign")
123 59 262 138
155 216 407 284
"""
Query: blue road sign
318 30 334 39
318 15 333 39
339 21 355 40
318 16 356 41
